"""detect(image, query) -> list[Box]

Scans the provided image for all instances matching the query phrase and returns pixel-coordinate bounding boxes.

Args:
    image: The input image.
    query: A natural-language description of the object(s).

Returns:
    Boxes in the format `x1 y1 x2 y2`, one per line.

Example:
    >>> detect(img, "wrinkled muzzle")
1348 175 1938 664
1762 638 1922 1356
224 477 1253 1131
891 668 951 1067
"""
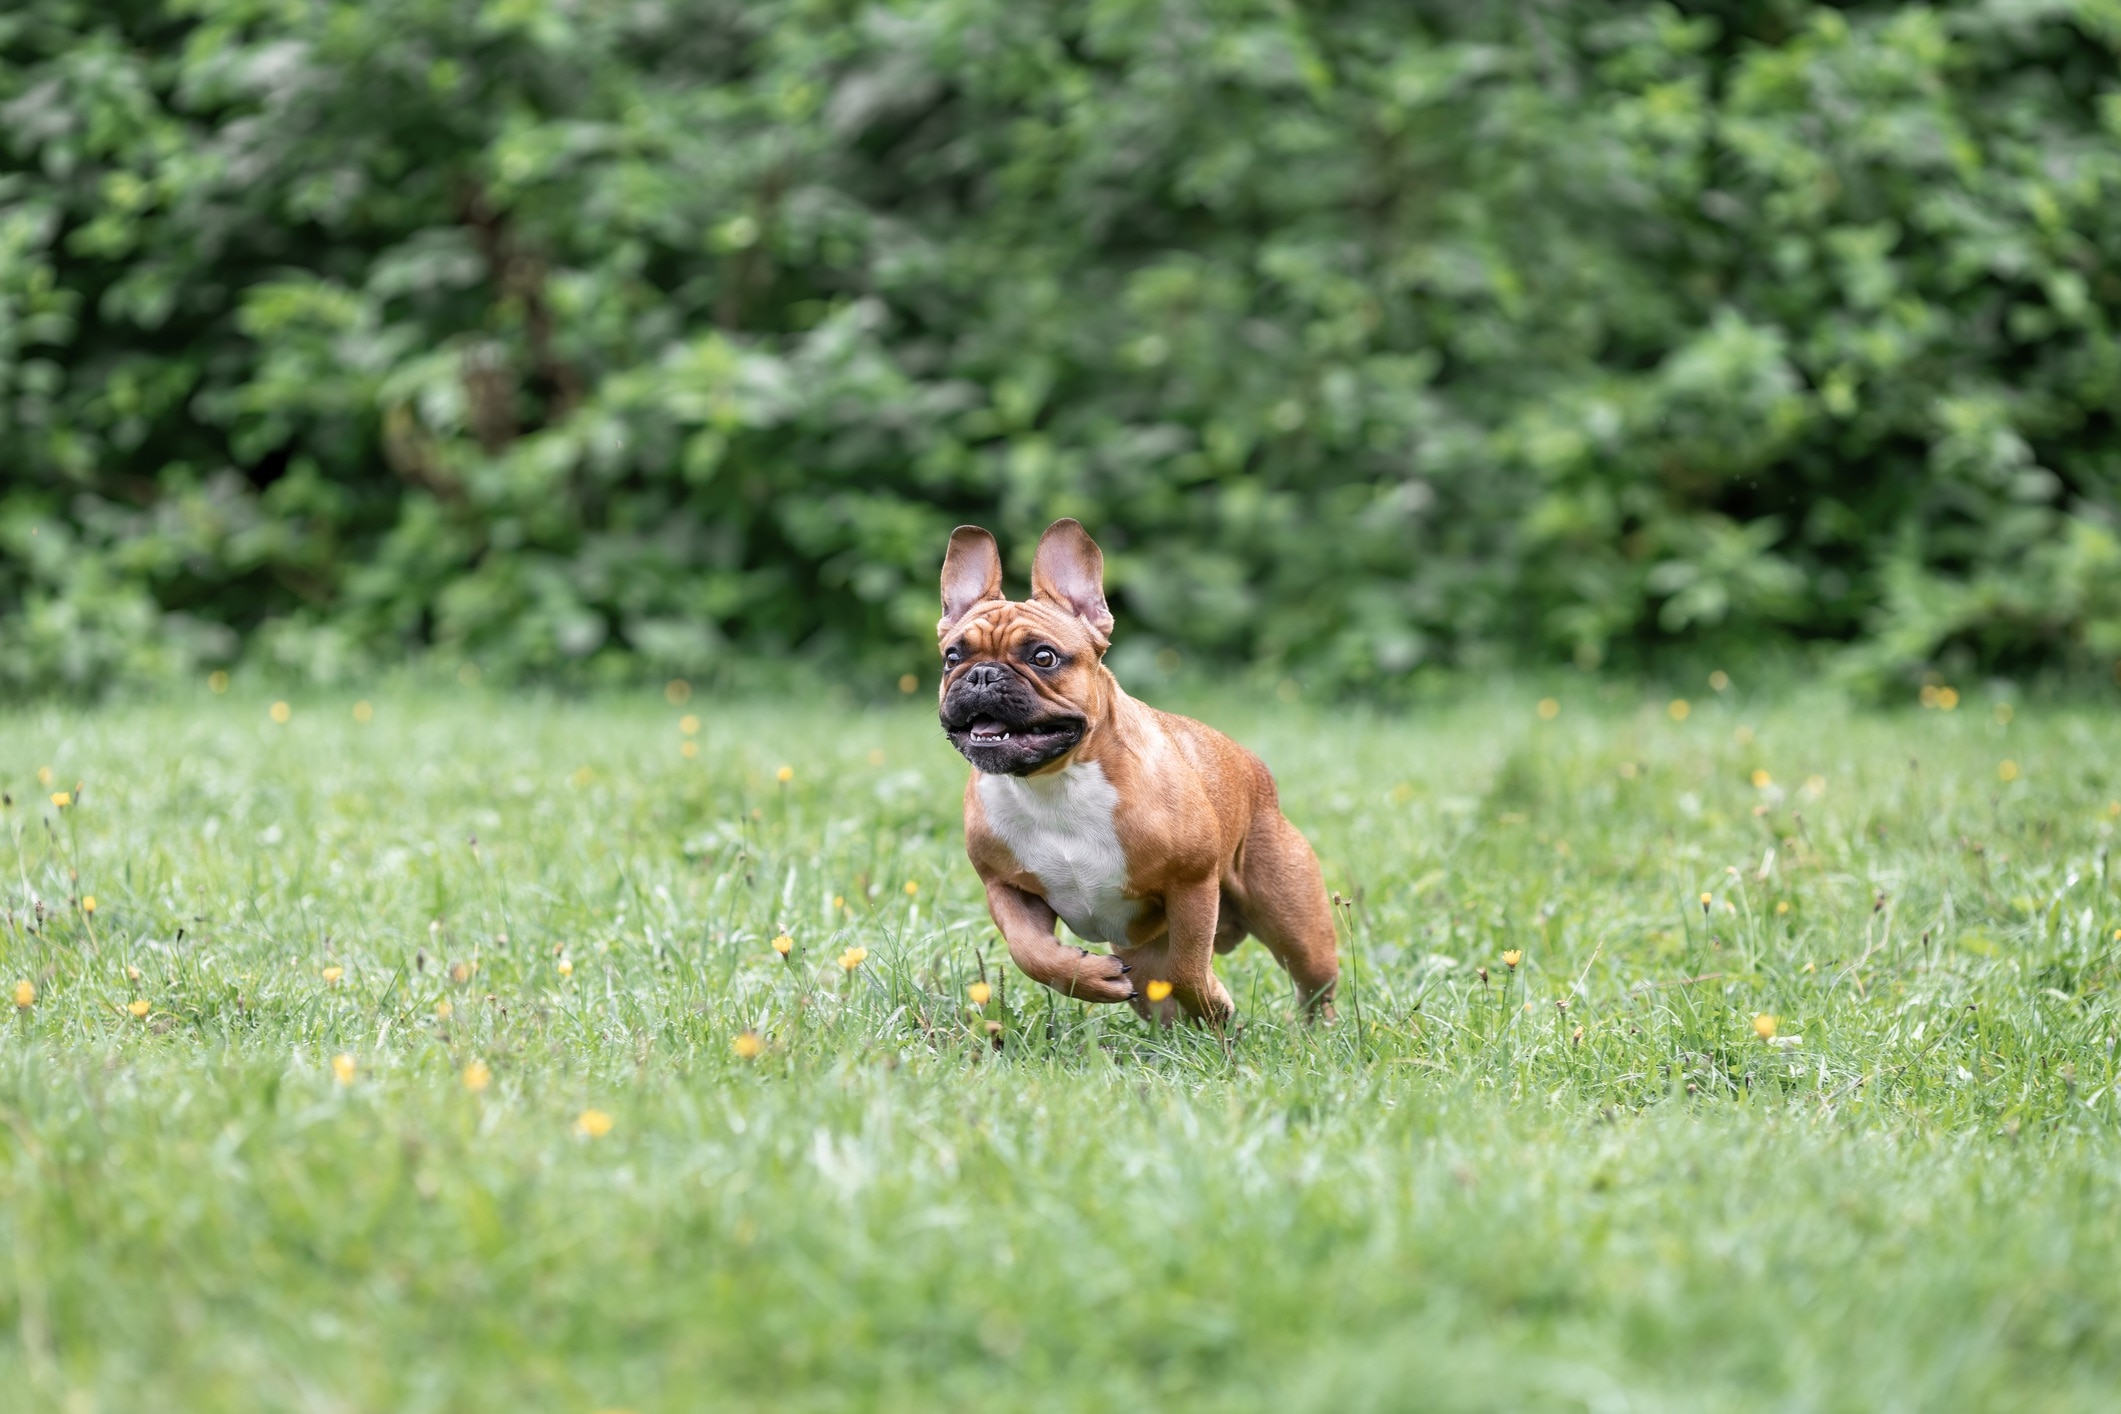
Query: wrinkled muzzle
940 664 1085 775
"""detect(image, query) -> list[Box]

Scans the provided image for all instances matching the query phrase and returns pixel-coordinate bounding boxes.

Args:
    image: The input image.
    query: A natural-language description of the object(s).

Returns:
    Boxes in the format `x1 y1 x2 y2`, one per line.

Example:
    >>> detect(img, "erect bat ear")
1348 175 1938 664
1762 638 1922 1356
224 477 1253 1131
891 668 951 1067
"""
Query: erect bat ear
1029 518 1113 647
939 525 1005 635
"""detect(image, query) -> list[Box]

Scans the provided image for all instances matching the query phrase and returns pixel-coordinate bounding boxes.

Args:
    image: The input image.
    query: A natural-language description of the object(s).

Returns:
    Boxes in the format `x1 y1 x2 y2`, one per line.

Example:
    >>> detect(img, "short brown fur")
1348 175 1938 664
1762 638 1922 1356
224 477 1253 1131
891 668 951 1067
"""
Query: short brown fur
938 519 1338 1024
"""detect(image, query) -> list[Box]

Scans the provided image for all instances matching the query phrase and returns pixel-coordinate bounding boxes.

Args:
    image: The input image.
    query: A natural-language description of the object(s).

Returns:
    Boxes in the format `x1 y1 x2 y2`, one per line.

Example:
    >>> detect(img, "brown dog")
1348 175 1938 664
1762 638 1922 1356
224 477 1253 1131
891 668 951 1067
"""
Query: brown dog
936 518 1338 1024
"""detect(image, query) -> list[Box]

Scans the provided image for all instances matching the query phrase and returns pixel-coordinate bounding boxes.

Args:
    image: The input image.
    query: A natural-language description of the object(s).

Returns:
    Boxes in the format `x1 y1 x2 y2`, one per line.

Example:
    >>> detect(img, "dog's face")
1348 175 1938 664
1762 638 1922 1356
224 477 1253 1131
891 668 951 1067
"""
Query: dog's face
936 519 1116 776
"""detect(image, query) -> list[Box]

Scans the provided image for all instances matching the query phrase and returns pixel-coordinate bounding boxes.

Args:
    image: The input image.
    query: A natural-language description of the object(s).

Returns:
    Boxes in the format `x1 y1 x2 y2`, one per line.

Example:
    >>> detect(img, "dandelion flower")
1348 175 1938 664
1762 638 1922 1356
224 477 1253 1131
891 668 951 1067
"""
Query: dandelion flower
332 1054 356 1085
352 700 374 723
435 999 453 1021
576 1108 614 1138
1776 901 1790 916
680 741 698 759
1750 770 1772 789
903 880 919 897
1998 760 2020 783
967 981 992 1006
82 896 97 914
776 765 794 783
1668 699 1691 722
679 714 700 736
50 792 71 809
13 980 34 1009
833 895 846 911
1536 698 1560 721
1145 980 1173 1003
1501 950 1522 970
772 933 793 957
838 946 868 971
557 958 574 977
462 1059 491 1092
322 966 344 984
270 701 292 724
126 966 140 981
1753 1014 1778 1041
1938 687 1960 711
1699 892 1712 914
128 999 150 1018
732 1031 764 1059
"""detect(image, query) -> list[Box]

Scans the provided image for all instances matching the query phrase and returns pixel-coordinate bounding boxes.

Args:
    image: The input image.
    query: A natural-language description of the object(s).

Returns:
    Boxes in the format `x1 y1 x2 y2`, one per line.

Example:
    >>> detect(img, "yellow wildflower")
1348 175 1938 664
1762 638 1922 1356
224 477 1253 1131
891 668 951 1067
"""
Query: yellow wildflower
450 961 472 984
1776 901 1791 916
665 678 691 705
128 999 150 1018
1700 892 1712 913
435 999 453 1021
838 946 868 971
576 1109 614 1138
352 700 374 723
321 966 344 984
771 933 793 957
898 673 919 694
13 980 34 1009
36 766 53 786
903 880 919 897
967 981 992 1006
270 701 291 724
679 714 701 735
82 896 96 914
680 740 698 759
1750 770 1772 789
557 958 574 977
1937 687 1959 711
1536 697 1560 721
1708 671 1730 692
1501 950 1522 969
1668 699 1691 722
126 966 140 980
1753 1014 1778 1041
1998 760 2020 783
776 765 794 783
732 1031 765 1059
1145 979 1173 1003
331 1054 356 1085
207 671 229 694
462 1060 491 1092
50 792 71 809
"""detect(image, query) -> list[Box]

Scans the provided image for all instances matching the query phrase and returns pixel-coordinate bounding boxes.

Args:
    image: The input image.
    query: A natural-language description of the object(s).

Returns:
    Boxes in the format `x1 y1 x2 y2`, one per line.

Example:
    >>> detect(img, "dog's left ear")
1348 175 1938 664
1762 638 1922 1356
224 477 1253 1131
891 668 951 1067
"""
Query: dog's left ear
1030 518 1114 647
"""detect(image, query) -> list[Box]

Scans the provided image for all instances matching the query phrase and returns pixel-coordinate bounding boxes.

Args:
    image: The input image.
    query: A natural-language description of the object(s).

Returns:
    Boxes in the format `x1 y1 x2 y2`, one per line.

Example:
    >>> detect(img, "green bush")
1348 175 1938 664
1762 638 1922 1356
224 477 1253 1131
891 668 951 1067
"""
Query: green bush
4 1 2120 693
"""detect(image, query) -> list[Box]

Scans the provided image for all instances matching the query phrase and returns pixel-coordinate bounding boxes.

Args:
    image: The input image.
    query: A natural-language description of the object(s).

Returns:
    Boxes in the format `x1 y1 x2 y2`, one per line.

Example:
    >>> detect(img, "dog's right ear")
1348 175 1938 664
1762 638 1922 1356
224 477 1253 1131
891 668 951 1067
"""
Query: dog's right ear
939 525 1006 635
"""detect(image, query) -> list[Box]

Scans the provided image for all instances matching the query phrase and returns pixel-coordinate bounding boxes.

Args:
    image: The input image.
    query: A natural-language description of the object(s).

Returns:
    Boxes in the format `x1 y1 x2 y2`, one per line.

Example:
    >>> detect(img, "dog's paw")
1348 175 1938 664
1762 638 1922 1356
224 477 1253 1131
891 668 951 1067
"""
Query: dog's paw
1056 949 1135 1005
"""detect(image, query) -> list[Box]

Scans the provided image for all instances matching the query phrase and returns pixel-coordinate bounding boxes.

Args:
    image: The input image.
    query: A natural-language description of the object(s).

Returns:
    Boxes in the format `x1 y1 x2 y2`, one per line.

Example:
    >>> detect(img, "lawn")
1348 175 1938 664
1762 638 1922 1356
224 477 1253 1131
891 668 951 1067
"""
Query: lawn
2 682 2117 1411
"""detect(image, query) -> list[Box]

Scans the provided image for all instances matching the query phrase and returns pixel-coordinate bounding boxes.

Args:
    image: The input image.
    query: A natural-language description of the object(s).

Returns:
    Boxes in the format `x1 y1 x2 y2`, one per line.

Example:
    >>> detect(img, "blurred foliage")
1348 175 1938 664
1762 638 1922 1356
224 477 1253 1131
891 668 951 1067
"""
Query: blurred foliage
4 0 2121 694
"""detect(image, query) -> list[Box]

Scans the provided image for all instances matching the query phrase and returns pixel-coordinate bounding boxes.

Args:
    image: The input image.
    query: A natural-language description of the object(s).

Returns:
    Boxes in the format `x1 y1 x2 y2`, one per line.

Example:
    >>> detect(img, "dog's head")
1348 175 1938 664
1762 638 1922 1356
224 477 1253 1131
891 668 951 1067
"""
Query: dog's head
936 518 1115 776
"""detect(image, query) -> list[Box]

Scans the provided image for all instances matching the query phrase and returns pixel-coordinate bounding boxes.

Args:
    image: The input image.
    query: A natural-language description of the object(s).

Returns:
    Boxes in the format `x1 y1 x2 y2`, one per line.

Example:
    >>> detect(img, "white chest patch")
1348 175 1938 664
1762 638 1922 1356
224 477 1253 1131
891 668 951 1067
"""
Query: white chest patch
977 761 1136 944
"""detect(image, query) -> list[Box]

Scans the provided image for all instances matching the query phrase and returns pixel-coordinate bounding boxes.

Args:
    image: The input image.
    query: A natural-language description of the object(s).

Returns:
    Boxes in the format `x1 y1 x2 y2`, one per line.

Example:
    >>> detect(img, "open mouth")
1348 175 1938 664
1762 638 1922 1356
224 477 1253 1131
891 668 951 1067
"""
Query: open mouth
947 714 1086 772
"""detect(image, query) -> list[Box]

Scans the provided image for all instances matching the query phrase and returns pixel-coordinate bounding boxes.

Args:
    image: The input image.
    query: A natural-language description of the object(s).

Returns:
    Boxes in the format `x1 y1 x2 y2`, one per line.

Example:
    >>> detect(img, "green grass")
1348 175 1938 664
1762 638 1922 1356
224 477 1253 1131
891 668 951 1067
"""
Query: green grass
2 683 2118 1411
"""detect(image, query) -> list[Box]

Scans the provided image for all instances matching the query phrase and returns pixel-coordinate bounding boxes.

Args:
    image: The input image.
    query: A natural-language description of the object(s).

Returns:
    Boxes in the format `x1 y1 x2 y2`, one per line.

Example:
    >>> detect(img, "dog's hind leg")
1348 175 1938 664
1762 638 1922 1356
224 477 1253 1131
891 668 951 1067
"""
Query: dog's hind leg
1231 812 1339 1020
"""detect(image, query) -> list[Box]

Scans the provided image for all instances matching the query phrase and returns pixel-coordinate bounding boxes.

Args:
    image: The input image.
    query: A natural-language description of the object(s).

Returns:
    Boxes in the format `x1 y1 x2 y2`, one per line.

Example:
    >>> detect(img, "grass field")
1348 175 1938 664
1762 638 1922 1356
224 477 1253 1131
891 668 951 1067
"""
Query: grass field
2 681 2118 1411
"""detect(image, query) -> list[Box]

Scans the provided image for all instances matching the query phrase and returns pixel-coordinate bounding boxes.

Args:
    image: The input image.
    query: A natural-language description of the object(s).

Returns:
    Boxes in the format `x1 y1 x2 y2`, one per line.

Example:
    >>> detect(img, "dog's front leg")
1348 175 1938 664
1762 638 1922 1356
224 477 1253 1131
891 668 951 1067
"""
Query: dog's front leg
1164 876 1236 1026
983 879 1136 1004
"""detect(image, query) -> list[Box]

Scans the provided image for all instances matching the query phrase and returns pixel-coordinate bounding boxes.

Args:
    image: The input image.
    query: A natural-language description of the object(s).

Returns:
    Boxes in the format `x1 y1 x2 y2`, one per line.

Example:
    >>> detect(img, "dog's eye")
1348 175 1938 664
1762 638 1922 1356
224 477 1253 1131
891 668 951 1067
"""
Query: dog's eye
1030 647 1058 669
944 646 963 666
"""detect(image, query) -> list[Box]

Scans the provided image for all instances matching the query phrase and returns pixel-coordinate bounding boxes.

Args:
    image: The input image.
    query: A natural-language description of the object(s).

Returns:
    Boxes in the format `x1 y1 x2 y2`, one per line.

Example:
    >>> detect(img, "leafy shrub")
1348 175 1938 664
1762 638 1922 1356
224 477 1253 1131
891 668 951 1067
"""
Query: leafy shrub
4 1 2119 692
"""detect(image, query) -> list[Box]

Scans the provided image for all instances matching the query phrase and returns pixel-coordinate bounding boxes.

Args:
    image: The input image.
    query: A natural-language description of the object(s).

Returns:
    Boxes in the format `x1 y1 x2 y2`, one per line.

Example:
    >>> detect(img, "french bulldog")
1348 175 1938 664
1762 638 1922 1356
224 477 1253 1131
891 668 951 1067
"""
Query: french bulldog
937 518 1338 1024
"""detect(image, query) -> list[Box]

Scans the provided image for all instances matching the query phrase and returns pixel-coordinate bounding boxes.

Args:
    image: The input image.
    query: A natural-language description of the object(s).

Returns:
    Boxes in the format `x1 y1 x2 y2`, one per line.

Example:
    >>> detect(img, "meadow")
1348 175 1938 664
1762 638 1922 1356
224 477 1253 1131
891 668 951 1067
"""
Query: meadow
1 680 2116 1412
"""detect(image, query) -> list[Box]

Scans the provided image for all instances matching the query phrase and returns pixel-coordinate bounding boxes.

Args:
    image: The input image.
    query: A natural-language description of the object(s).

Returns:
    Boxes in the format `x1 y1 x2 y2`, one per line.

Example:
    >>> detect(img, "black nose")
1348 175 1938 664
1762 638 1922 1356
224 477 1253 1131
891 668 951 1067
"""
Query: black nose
962 662 1006 689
